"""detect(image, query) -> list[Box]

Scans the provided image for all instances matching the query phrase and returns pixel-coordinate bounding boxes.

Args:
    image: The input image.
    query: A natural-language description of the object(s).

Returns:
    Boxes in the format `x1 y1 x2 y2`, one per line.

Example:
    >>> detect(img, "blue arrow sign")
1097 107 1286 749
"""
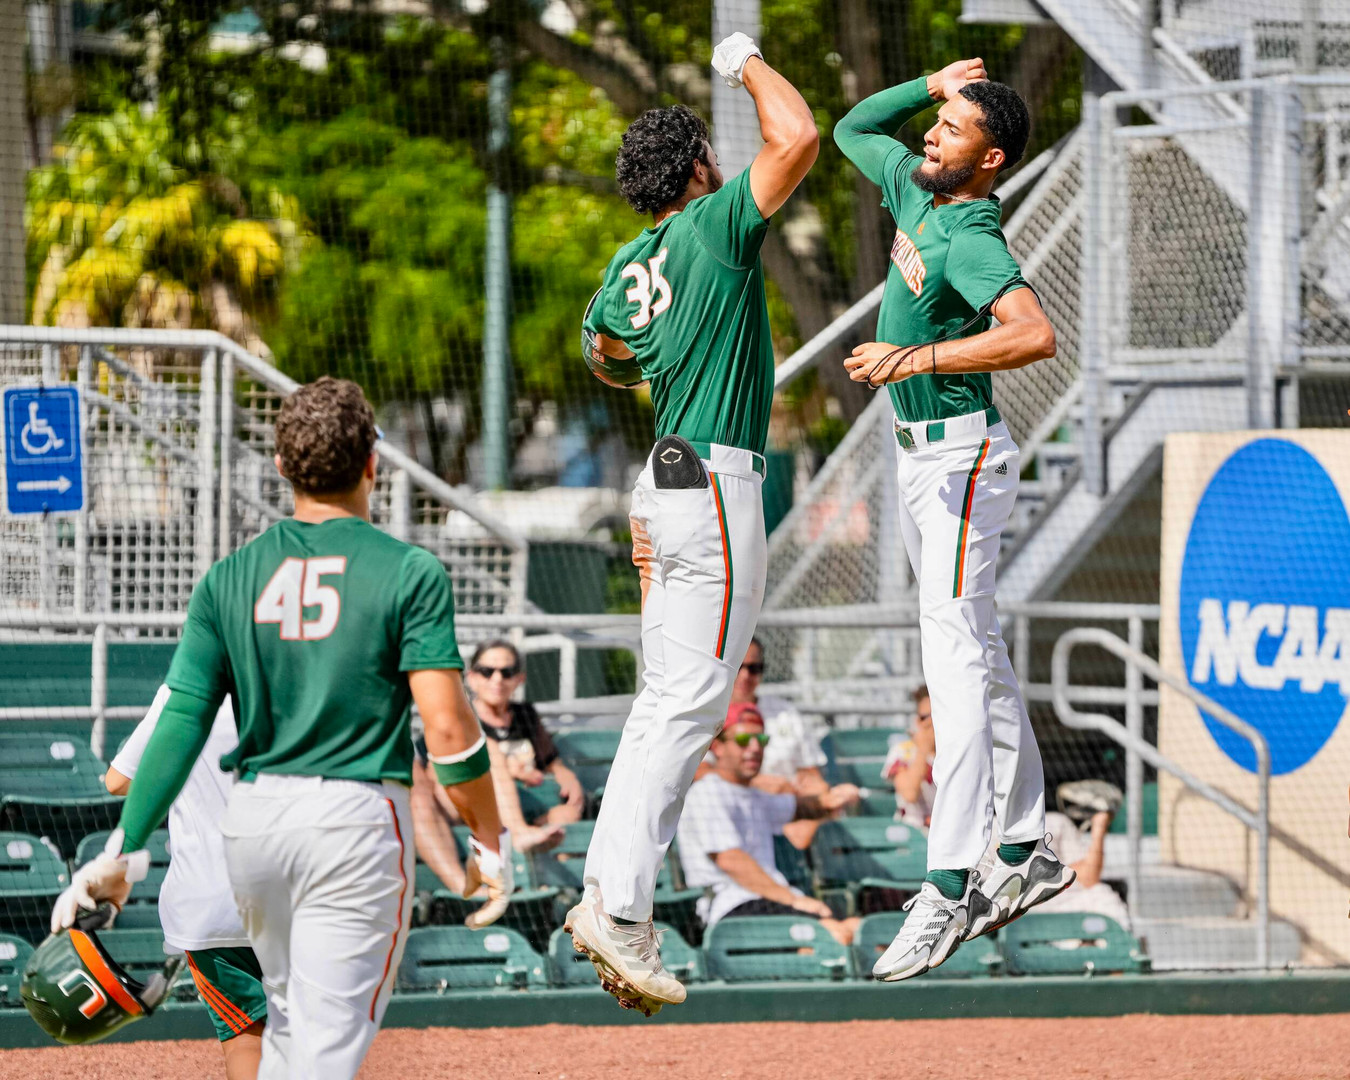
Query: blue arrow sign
3 386 84 516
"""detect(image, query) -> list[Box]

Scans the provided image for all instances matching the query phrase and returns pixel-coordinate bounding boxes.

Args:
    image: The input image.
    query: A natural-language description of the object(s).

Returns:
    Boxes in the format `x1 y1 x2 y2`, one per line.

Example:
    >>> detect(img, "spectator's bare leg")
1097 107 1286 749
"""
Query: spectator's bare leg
819 916 860 947
410 759 465 893
1071 811 1112 889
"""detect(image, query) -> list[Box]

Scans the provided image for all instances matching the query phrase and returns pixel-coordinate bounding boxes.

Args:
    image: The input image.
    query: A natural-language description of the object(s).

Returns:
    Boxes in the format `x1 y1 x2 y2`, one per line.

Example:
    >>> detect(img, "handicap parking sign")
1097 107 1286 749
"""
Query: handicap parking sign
2 386 84 515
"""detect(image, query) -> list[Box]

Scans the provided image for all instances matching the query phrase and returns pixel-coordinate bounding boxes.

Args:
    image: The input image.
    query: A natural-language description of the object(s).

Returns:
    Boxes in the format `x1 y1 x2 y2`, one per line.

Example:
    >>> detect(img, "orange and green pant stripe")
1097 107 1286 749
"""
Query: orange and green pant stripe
711 474 734 660
186 946 267 1042
952 439 991 599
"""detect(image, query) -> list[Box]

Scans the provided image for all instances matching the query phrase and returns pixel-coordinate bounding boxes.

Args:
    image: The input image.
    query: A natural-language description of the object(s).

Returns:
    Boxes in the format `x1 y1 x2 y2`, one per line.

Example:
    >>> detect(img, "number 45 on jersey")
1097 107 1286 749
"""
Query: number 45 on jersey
255 557 347 640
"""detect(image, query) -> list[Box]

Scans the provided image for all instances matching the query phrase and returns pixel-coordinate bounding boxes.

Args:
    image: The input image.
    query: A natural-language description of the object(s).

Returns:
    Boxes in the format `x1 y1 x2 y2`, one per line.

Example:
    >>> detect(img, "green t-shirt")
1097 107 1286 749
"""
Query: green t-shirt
584 168 775 455
837 77 1028 423
166 516 463 785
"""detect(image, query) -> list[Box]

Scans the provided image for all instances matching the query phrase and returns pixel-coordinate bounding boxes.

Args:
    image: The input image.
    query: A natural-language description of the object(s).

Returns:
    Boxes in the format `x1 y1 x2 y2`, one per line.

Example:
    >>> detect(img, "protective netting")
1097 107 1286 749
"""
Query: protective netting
2 0 1350 1024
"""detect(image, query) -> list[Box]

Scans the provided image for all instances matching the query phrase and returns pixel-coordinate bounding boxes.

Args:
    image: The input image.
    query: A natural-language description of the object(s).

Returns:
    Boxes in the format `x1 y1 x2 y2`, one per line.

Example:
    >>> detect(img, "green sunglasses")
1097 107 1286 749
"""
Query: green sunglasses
730 732 770 748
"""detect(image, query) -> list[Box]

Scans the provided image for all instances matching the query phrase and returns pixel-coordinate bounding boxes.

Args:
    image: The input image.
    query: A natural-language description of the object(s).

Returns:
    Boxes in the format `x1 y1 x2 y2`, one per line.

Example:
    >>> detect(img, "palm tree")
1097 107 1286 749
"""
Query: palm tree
27 101 304 361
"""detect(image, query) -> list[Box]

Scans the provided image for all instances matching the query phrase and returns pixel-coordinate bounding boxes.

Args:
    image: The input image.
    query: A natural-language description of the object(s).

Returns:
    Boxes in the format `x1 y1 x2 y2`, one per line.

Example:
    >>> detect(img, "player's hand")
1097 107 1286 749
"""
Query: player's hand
50 830 148 932
790 894 834 919
927 57 987 102
846 342 913 385
712 32 763 88
463 830 514 930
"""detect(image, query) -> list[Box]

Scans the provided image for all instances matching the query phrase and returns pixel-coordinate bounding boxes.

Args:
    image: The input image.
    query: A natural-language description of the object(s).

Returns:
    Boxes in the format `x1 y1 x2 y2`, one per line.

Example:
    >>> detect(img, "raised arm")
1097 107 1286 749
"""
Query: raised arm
712 34 820 220
833 59 987 186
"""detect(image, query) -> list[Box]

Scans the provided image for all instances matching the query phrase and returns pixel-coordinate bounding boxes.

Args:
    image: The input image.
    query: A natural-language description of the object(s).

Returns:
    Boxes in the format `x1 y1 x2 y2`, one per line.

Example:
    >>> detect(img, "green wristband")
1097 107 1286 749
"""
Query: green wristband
431 741 491 786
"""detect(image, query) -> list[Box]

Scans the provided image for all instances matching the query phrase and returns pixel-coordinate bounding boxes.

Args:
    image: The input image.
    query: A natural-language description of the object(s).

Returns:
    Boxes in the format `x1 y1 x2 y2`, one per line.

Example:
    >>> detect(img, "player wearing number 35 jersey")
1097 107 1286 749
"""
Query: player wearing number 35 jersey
571 32 818 1014
51 377 510 1080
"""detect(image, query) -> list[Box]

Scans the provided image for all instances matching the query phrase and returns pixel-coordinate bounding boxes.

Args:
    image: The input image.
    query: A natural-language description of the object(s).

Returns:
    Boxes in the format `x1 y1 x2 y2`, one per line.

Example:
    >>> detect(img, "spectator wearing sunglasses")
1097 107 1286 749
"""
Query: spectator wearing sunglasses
466 640 586 827
731 638 830 800
679 702 862 945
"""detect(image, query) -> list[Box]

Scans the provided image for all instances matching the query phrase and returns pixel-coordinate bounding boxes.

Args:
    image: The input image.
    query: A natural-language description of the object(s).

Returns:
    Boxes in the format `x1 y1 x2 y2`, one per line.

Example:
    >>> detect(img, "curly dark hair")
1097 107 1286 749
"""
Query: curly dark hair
615 105 712 216
958 81 1031 171
275 376 377 495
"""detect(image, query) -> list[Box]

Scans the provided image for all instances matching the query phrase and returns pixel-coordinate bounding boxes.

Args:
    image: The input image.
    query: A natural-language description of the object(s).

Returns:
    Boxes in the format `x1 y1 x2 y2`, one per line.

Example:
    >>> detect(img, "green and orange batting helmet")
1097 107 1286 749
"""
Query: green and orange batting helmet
582 290 647 389
21 905 183 1045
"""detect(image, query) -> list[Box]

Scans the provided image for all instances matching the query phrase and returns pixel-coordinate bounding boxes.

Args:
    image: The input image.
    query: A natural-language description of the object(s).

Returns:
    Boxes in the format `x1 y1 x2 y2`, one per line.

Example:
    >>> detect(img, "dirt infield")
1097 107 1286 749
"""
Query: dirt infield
5 1014 1350 1079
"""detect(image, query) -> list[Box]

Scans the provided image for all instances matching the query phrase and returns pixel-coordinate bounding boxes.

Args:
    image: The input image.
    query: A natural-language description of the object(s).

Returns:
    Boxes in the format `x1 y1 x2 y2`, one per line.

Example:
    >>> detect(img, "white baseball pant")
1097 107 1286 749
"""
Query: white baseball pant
221 774 413 1080
893 411 1046 871
586 443 767 920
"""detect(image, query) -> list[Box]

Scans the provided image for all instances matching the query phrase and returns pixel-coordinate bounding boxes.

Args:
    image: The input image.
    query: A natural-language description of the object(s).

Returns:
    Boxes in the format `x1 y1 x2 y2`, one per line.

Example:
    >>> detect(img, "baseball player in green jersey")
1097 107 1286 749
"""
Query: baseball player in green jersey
50 377 512 1079
568 32 818 1014
834 59 1074 981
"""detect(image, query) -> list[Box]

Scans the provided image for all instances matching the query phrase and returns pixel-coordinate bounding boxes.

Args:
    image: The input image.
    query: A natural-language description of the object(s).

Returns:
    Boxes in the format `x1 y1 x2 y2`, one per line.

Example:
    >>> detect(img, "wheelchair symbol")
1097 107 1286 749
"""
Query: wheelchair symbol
20 401 65 457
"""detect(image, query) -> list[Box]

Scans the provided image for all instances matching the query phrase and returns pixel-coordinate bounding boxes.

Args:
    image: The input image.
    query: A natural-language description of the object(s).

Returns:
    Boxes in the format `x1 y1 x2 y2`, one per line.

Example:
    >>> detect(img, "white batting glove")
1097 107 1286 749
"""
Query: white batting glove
712 32 763 88
50 829 149 933
463 830 514 930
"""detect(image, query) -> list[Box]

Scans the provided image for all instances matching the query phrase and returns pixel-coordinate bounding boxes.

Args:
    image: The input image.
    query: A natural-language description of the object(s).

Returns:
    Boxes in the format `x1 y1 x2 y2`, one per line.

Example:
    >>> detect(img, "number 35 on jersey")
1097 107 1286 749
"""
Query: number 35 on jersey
622 248 673 329
255 557 346 640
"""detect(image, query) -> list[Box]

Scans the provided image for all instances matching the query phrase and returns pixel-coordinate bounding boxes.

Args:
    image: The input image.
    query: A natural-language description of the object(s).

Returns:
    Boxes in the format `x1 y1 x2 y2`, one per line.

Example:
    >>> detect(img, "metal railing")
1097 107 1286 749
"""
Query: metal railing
1051 626 1271 968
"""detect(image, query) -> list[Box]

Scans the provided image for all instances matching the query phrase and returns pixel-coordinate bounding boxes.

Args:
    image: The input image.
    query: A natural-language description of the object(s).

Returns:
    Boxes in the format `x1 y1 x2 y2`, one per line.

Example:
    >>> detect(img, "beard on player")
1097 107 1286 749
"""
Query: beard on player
910 158 977 195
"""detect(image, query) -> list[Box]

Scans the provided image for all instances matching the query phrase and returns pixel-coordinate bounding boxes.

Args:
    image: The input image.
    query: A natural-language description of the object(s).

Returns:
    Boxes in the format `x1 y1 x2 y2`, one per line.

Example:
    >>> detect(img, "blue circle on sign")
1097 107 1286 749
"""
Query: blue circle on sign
1179 439 1350 775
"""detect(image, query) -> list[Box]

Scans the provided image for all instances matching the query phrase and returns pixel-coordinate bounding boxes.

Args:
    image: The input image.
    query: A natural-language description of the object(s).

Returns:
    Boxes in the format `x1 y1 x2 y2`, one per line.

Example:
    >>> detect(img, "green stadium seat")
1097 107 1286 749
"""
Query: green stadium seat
706 915 853 982
652 843 704 947
396 926 547 992
854 910 1002 978
823 728 904 762
77 829 171 913
515 777 563 823
554 729 621 801
810 818 927 907
772 833 813 893
0 733 121 858
97 929 171 982
0 933 35 1006
1002 912 1149 976
553 729 622 764
547 921 704 988
0 831 70 943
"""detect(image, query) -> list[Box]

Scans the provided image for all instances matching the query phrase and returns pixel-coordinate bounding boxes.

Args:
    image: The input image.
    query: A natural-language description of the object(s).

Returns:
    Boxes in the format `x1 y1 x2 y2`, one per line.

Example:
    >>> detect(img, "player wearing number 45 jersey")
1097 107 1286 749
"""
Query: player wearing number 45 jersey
835 60 1073 981
572 32 818 1014
51 377 512 1080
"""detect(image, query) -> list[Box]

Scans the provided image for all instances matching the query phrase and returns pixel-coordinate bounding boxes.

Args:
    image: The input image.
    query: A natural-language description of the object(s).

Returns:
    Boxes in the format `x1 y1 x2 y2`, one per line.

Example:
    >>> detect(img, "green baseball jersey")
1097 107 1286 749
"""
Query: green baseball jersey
166 516 463 785
585 168 775 455
838 77 1028 423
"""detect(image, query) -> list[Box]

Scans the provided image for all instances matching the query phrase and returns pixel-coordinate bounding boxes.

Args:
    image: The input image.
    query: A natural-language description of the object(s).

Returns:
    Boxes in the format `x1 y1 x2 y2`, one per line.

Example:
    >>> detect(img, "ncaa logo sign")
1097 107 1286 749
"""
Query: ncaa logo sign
1179 439 1350 775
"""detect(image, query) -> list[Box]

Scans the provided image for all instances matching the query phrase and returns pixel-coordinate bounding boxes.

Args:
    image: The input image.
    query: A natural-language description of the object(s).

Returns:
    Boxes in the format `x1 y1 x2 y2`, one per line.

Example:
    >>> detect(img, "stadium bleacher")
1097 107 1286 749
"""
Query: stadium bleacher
0 721 1163 1002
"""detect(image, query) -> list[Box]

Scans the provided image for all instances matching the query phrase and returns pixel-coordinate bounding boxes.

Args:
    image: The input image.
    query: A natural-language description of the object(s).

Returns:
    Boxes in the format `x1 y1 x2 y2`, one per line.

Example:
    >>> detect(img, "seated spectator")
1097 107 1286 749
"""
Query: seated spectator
679 702 863 946
737 637 830 798
1021 781 1131 931
882 684 935 832
466 639 585 827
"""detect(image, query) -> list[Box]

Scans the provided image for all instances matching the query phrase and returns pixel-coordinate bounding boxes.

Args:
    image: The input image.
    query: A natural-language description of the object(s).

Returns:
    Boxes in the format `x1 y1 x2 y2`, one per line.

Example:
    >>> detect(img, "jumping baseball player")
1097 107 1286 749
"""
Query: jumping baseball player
834 59 1073 980
51 376 512 1079
105 688 264 1080
569 33 818 1013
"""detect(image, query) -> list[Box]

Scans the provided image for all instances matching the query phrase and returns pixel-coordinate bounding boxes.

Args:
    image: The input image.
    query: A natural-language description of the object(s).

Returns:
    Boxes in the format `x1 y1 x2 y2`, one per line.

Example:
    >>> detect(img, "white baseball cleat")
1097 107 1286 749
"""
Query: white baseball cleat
564 888 686 1016
966 836 1076 940
872 878 993 982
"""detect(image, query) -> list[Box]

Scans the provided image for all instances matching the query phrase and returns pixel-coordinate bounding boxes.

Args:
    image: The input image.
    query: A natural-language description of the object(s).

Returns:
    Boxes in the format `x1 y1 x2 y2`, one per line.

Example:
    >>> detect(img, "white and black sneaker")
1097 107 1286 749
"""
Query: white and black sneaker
966 836 1076 940
872 878 993 982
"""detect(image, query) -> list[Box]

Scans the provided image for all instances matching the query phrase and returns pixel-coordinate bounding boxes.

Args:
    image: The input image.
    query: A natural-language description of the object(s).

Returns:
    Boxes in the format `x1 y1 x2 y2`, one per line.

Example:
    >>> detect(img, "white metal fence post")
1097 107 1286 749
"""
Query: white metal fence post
218 349 234 558
198 349 217 579
1126 614 1144 929
91 621 108 759
1079 89 1105 496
